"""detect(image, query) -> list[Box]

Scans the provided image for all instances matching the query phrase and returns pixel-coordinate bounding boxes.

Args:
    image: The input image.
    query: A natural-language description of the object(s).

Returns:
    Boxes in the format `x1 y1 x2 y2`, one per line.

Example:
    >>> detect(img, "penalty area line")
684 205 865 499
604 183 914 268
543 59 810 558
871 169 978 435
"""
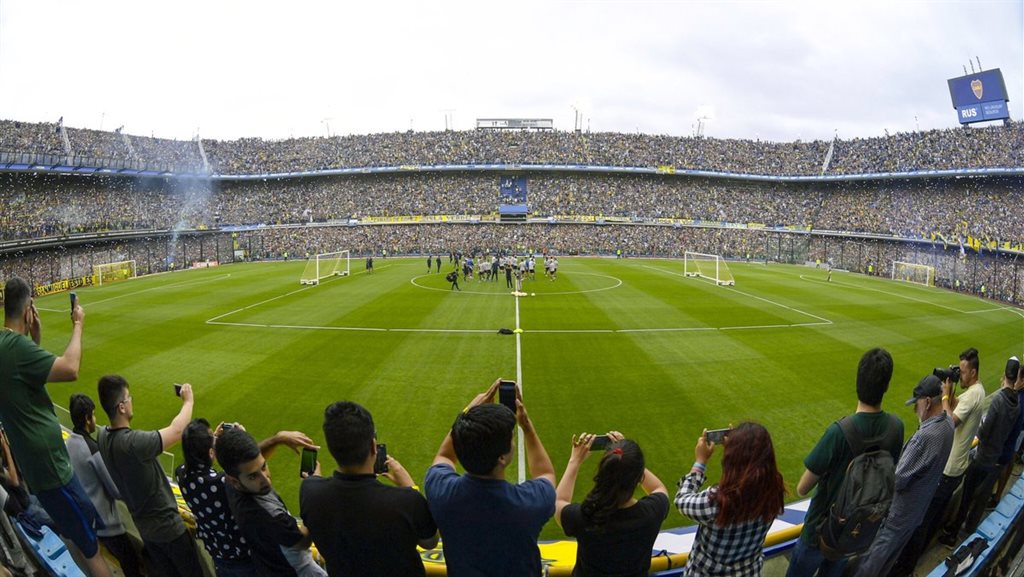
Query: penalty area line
45 272 233 313
645 265 833 326
205 264 388 324
798 274 1010 316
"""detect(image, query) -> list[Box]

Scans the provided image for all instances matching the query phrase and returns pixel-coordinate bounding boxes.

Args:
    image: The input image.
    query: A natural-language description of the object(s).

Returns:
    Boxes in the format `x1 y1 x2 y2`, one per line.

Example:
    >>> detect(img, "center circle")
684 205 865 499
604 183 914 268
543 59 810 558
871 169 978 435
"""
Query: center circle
409 271 623 296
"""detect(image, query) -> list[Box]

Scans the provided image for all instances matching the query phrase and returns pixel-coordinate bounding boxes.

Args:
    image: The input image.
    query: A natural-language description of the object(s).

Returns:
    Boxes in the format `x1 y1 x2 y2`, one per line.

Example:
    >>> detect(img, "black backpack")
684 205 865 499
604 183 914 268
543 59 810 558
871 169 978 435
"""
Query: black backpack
818 413 902 561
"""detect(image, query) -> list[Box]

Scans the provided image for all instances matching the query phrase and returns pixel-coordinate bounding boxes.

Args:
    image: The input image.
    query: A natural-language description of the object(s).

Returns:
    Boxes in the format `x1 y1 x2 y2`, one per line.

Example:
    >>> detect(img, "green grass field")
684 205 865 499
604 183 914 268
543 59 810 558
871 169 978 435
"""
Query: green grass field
34 257 1024 540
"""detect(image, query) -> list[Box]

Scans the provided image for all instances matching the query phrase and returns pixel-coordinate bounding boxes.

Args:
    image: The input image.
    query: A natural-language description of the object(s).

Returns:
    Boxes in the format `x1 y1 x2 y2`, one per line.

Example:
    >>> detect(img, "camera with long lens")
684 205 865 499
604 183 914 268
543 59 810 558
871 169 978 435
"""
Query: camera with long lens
933 364 961 384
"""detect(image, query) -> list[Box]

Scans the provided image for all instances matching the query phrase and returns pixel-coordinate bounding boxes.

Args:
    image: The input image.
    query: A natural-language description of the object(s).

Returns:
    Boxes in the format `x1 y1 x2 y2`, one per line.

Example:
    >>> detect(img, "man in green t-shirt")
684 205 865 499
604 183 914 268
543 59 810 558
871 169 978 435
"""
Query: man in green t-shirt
0 277 112 577
786 347 905 577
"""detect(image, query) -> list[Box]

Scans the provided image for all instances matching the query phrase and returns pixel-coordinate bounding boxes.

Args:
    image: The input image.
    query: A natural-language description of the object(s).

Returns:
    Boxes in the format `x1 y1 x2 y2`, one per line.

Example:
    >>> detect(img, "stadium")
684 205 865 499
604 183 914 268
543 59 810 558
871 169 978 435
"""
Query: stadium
1 3 1024 576
1 116 1023 576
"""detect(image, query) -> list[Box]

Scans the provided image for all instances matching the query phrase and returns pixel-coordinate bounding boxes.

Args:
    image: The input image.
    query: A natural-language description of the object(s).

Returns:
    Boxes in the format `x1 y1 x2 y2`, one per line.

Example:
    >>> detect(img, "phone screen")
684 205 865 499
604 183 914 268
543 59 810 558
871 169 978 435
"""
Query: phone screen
374 444 388 474
705 428 731 445
69 292 77 320
590 435 610 451
498 381 517 413
173 383 182 397
300 448 317 478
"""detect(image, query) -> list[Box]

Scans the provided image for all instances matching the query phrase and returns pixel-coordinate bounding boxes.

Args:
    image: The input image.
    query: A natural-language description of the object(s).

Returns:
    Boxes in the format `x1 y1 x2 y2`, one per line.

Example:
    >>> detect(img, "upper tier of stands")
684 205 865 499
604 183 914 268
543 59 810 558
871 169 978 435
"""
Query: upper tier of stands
1 118 1021 176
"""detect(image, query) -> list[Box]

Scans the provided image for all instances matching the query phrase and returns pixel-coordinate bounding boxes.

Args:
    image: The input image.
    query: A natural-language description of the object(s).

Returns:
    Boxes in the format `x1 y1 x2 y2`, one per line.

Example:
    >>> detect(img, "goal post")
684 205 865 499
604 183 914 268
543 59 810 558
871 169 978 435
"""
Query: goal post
300 250 350 285
892 261 935 287
93 260 137 286
683 251 735 286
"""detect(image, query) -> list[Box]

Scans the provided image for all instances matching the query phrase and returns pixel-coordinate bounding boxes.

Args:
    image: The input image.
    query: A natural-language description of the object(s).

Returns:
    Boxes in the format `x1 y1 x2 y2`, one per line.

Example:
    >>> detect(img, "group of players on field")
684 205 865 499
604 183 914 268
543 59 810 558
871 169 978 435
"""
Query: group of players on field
432 252 559 291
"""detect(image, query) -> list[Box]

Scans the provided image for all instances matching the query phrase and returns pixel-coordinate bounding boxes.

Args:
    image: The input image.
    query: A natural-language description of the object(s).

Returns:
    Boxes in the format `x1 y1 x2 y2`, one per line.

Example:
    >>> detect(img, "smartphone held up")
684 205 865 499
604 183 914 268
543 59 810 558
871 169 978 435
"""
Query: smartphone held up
498 381 517 413
590 435 611 452
374 444 388 475
705 428 731 445
300 448 317 478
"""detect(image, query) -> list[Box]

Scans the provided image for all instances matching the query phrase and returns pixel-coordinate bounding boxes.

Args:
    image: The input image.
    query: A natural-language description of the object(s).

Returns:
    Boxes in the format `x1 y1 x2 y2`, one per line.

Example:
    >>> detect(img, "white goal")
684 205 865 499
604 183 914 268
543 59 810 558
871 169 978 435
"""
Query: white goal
683 251 735 286
892 261 934 287
300 250 350 285
93 260 137 286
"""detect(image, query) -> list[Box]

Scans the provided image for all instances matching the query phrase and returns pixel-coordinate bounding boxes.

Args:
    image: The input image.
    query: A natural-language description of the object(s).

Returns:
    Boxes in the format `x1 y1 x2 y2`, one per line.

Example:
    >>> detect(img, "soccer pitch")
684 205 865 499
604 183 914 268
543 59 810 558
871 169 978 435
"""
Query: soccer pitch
35 257 1024 540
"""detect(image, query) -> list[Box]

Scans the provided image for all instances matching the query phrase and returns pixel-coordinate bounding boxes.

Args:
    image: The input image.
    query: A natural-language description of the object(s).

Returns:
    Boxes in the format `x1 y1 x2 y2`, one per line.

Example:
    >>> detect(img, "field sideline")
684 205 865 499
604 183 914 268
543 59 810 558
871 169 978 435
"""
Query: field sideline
35 256 1024 540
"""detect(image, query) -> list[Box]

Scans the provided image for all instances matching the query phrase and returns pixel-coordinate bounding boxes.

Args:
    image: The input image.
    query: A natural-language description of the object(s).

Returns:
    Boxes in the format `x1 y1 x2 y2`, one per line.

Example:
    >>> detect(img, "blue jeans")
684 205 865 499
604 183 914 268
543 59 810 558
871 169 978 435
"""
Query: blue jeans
213 556 259 577
786 539 847 577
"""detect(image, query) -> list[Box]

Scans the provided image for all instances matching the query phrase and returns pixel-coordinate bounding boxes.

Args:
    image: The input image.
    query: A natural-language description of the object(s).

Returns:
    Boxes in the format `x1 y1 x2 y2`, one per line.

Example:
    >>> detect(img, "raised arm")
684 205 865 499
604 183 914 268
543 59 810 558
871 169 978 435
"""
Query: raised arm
259 430 318 459
517 398 555 487
158 384 194 450
48 304 84 382
555 433 594 528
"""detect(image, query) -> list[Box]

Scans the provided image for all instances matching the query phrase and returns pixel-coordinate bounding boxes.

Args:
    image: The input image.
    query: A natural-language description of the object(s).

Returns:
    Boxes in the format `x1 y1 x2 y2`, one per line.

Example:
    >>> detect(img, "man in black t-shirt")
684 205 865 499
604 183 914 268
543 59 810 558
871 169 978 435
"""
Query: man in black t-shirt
216 428 326 577
301 401 437 576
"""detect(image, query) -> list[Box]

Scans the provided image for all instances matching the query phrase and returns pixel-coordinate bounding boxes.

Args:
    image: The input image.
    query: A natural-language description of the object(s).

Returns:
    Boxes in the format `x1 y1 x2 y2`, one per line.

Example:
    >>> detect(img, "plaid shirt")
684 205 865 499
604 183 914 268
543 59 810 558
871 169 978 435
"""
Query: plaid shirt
674 470 773 577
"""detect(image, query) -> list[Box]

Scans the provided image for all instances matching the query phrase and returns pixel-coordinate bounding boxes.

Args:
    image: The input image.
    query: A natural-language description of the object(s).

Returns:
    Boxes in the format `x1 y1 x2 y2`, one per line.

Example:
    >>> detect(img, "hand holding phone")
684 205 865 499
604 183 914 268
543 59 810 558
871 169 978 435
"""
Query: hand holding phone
590 435 611 451
498 381 517 413
374 444 389 475
705 428 731 445
300 448 317 478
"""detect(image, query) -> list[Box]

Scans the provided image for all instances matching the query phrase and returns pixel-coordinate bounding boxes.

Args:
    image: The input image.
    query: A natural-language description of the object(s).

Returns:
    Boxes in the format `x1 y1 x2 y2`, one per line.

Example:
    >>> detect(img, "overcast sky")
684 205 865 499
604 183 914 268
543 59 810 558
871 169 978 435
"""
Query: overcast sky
0 0 1021 142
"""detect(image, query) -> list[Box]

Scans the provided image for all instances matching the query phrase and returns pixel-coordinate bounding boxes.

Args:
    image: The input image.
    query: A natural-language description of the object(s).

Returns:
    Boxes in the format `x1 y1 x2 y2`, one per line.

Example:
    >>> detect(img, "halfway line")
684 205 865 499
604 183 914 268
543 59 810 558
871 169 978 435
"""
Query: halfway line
515 293 526 484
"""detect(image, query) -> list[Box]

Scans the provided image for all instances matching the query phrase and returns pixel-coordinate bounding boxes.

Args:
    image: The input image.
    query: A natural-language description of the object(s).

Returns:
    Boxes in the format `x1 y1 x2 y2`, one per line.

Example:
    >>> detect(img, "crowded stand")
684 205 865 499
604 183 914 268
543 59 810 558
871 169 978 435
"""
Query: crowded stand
65 127 131 163
2 118 1023 176
198 124 1023 176
1 171 1023 251
0 120 64 155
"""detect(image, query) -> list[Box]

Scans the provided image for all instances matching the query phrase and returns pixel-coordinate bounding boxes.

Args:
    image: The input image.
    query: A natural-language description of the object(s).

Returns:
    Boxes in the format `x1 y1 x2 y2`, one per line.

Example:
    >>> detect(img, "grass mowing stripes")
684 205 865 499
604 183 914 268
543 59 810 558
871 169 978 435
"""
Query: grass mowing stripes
35 257 1024 540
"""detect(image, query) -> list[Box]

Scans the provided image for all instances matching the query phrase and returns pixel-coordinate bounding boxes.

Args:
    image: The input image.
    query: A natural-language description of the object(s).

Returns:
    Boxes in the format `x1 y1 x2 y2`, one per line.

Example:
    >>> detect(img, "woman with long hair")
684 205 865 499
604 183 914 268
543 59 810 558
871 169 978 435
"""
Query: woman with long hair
675 422 786 576
555 431 669 577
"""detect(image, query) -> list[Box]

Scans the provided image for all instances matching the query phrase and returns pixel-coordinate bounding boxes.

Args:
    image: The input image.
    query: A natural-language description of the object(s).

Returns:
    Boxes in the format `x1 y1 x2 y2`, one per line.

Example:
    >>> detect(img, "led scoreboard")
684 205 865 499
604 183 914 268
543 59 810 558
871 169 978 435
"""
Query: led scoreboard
499 175 528 222
947 69 1010 124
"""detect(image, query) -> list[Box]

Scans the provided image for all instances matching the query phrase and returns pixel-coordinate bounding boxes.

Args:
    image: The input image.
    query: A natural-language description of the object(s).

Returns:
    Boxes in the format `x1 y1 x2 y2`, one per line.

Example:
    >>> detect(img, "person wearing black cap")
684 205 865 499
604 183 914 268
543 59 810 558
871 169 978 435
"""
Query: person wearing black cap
853 375 954 577
939 356 1022 547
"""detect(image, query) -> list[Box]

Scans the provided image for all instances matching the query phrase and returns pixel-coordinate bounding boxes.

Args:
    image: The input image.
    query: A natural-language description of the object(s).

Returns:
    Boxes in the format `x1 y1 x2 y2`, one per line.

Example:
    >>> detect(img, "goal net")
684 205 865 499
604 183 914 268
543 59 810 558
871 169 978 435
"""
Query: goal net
683 251 735 286
892 261 934 287
93 260 137 286
300 250 350 285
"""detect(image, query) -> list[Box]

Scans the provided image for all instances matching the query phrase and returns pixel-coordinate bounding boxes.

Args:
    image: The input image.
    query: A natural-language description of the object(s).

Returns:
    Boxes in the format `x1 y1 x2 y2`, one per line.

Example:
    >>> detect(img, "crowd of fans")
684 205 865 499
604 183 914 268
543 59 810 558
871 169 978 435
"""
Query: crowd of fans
2 118 1021 176
0 120 64 155
1 171 1022 252
200 122 1024 176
